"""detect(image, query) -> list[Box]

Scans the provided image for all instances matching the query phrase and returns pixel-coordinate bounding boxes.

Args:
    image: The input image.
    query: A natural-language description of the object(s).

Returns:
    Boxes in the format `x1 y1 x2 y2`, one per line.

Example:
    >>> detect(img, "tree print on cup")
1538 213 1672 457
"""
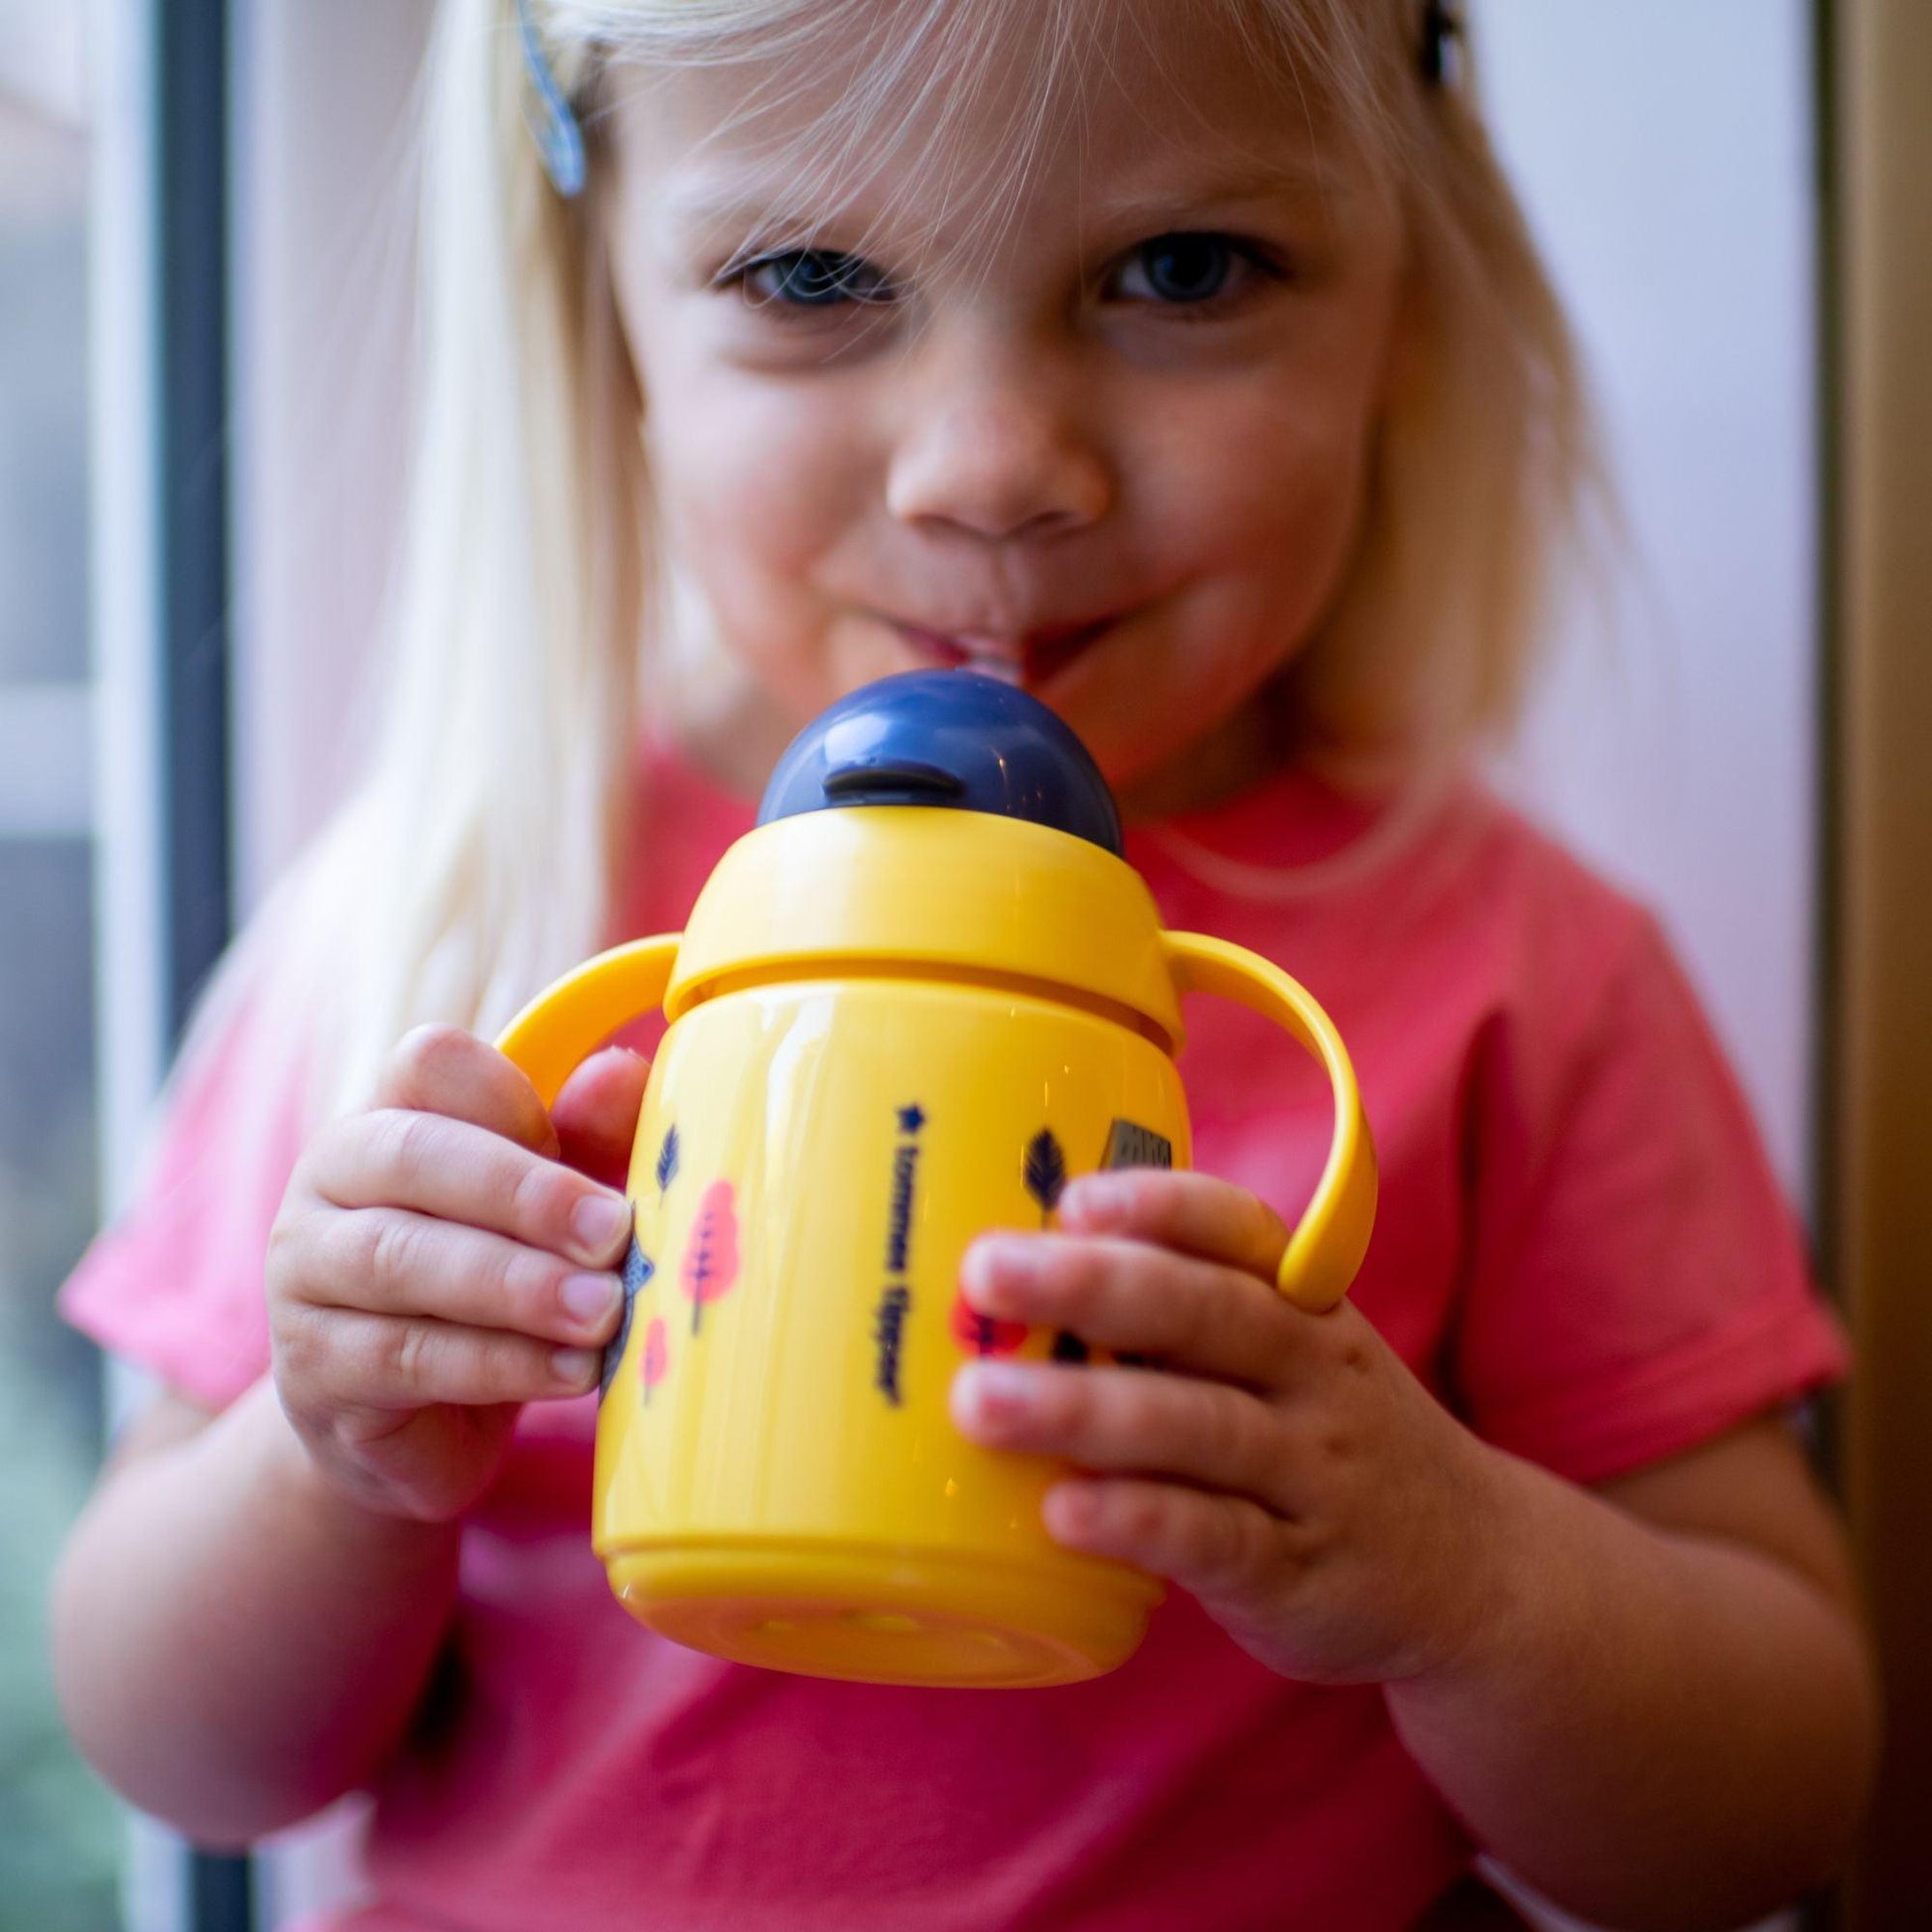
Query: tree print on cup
679 1179 741 1334
949 1290 1029 1359
639 1316 669 1405
950 1128 1075 1360
1025 1127 1089 1365
1023 1128 1066 1225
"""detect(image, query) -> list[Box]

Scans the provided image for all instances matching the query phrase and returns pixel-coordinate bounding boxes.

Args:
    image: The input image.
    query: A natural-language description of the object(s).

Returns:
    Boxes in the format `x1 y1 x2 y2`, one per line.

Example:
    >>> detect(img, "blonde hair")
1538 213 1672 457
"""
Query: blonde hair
160 0 1598 1158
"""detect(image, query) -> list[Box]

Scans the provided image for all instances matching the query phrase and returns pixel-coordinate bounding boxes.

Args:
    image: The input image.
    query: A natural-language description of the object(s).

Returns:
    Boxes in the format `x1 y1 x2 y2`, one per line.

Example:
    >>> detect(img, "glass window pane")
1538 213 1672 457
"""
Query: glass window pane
0 12 123 1924
0 841 120 1930
0 101 88 683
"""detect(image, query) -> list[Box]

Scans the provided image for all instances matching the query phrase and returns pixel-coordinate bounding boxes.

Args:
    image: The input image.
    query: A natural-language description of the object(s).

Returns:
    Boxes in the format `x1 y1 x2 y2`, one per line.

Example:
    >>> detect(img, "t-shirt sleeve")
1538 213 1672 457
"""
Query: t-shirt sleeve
57 966 309 1413
1451 910 1850 1486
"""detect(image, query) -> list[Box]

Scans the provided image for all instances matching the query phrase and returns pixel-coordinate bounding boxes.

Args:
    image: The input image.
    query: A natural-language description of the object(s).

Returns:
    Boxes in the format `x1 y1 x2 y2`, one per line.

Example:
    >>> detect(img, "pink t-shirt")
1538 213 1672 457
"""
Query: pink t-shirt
60 745 1848 1931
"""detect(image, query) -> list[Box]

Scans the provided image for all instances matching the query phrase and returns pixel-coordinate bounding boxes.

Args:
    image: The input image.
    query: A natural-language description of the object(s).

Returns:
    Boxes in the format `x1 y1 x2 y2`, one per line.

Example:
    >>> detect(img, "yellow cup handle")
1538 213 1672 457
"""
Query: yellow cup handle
492 933 683 1110
1162 930 1377 1313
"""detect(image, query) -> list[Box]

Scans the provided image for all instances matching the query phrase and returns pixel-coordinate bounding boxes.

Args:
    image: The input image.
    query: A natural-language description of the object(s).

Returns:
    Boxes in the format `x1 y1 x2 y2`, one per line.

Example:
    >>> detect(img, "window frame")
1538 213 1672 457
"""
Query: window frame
90 0 249 1925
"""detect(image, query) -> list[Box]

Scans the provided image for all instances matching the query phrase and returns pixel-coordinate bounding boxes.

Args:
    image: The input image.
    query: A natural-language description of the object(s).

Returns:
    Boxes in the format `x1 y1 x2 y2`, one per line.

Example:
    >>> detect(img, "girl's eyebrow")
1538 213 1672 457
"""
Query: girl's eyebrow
1086 157 1360 226
650 156 1360 262
657 176 869 244
676 164 1347 219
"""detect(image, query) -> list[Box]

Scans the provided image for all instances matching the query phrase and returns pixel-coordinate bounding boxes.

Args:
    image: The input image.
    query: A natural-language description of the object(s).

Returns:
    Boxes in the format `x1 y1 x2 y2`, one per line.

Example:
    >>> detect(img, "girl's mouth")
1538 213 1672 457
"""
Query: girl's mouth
890 618 1116 687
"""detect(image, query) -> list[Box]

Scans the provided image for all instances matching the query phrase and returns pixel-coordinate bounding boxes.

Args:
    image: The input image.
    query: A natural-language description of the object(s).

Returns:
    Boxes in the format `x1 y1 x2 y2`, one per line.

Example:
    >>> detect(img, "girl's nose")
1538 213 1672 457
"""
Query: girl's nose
885 370 1113 542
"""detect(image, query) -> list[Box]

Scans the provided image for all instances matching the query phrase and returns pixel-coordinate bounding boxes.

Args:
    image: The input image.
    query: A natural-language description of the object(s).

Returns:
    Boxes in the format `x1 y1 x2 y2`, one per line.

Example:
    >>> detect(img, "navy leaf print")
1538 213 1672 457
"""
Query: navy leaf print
600 1235 655 1402
1024 1129 1067 1226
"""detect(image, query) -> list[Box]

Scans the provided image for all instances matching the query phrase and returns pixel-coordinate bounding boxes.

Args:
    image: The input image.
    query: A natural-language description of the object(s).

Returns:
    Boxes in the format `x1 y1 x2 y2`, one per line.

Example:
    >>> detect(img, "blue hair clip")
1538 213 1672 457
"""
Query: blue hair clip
516 0 587 197
1419 0 1462 86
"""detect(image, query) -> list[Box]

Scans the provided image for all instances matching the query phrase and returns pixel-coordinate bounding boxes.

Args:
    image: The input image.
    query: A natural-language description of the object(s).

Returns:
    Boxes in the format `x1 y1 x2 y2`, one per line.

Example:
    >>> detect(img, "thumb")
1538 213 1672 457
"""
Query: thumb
550 1046 651 1191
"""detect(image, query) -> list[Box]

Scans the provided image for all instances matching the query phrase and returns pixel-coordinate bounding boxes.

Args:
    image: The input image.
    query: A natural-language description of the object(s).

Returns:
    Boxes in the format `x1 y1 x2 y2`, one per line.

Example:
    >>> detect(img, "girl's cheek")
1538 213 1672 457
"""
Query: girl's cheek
654 381 877 581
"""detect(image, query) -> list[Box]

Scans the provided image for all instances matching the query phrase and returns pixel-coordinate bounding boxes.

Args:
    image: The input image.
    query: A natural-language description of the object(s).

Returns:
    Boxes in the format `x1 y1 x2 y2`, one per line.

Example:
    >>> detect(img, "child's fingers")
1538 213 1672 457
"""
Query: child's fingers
1039 1475 1294 1602
282 1205 622 1348
376 1023 560 1158
1055 1169 1291 1286
950 1360 1296 1516
550 1047 651 1190
302 1109 633 1270
277 1304 604 1411
960 1233 1299 1389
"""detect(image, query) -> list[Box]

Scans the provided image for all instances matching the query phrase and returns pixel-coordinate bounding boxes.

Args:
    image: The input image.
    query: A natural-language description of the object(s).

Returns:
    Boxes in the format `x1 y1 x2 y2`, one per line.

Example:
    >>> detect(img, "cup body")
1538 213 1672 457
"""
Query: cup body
593 969 1187 1687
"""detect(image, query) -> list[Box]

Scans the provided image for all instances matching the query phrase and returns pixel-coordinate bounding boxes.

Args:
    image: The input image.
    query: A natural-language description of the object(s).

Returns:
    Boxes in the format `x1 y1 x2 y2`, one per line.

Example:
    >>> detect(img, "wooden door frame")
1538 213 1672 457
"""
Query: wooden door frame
1825 0 1932 1920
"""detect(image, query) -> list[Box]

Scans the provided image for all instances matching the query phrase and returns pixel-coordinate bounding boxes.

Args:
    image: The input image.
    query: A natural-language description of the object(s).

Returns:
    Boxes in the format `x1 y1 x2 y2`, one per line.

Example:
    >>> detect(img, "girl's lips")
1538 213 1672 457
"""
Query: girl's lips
892 618 1116 687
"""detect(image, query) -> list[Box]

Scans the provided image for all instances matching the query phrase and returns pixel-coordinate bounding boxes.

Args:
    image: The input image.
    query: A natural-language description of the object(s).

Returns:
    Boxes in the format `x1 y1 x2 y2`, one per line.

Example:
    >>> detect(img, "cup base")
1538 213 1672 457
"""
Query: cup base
603 1538 1160 1687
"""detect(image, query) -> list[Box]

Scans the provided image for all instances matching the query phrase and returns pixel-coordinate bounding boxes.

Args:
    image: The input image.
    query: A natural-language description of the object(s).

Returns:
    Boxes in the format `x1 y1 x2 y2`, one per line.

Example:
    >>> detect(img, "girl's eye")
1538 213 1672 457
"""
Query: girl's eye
1107 232 1271 308
732 249 896 310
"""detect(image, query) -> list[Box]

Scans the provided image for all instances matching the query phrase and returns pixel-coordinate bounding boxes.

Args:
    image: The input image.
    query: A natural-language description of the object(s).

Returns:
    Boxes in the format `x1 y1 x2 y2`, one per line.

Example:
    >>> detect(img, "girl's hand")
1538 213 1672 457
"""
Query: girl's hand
952 1170 1507 1686
265 1025 648 1524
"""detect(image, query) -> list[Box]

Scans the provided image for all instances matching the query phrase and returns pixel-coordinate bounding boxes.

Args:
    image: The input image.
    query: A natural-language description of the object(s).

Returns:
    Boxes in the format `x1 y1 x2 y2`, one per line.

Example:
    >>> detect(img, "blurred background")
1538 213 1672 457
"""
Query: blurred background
0 9 120 1931
1 2 1924 1929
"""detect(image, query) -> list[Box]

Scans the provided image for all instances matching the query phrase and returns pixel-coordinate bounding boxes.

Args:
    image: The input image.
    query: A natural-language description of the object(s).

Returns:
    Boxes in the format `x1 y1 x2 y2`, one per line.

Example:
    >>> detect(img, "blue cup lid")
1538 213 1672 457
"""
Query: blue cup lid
756 671 1123 856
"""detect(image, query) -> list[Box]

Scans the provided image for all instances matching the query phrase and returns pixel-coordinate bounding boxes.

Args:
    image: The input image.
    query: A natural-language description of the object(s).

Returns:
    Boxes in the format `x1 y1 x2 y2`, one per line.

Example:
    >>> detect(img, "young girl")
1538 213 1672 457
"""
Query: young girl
52 2 1875 1927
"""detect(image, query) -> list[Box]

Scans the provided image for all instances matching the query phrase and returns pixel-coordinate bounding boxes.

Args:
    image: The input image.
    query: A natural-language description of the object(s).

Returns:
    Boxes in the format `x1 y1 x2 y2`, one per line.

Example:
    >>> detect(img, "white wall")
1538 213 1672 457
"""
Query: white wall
230 0 434 916
228 15 436 1922
1474 9 1815 1929
1478 0 1820 1211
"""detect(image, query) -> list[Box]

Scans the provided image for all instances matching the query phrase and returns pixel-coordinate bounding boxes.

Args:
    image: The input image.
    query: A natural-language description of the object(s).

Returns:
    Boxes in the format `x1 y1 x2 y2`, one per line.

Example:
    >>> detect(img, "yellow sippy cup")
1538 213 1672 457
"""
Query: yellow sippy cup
495 672 1375 1688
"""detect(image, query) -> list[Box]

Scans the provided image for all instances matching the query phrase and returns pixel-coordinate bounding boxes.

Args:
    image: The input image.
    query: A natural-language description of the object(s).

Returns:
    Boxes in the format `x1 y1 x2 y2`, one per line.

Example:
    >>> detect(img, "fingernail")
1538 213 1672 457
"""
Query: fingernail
572 1191 631 1259
552 1347 598 1384
563 1272 620 1324
1066 1173 1132 1219
964 1236 1036 1299
957 1361 1033 1422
